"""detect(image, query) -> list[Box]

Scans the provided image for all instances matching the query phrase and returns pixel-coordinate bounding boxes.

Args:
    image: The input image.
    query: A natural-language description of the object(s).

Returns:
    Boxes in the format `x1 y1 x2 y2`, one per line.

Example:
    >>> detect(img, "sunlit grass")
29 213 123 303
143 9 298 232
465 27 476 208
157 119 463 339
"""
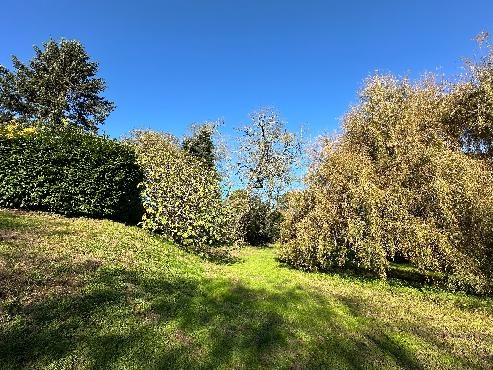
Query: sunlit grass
1 209 492 369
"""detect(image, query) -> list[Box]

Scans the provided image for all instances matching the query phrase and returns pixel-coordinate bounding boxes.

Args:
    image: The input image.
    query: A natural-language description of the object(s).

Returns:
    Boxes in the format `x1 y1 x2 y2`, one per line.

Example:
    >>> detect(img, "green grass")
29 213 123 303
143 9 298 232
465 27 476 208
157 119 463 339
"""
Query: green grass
1 209 493 369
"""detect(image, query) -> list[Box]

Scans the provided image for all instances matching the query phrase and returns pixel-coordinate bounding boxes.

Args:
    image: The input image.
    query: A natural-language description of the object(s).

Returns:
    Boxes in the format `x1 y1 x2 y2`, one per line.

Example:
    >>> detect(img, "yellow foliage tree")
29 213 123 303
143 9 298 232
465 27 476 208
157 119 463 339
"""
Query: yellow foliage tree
280 66 493 293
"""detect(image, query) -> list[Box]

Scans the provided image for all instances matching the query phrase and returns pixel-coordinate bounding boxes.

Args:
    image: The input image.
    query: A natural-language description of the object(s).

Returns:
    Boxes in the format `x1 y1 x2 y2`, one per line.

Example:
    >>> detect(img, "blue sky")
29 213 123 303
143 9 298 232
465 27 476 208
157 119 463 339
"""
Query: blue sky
1 1 492 140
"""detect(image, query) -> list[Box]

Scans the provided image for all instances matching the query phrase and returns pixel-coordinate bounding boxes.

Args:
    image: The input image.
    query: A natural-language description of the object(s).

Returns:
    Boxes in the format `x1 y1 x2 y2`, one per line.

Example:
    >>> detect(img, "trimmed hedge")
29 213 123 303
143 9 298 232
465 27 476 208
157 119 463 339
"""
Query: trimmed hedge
0 124 143 223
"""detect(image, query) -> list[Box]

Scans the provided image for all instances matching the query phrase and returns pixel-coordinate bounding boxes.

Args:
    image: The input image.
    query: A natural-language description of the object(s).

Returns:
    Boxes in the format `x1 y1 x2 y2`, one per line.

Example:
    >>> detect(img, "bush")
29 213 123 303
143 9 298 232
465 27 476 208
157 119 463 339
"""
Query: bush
131 130 229 250
225 189 280 246
279 75 493 294
0 122 143 223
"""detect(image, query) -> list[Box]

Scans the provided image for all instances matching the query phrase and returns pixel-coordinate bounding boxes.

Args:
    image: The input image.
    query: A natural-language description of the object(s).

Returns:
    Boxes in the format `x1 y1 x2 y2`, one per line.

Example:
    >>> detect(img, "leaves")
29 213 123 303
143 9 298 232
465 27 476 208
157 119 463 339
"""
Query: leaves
236 108 303 206
0 124 142 223
280 67 493 294
0 39 114 131
131 130 229 250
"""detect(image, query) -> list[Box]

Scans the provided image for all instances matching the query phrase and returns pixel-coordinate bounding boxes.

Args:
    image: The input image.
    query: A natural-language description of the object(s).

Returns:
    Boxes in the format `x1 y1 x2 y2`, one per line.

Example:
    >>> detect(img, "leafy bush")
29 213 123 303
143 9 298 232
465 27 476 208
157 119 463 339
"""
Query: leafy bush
225 189 280 246
0 122 142 223
131 130 229 250
279 73 493 294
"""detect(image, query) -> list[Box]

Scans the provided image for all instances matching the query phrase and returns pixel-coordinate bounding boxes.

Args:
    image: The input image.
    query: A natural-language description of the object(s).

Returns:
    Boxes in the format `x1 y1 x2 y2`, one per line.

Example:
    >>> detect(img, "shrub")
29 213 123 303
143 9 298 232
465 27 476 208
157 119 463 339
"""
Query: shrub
225 189 280 246
279 75 493 294
0 122 143 223
131 130 229 250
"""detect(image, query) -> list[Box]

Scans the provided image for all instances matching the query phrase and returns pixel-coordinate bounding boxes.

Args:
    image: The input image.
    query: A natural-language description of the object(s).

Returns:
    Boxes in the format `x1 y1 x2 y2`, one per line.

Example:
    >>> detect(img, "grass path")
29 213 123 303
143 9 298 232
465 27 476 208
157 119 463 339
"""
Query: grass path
1 209 492 369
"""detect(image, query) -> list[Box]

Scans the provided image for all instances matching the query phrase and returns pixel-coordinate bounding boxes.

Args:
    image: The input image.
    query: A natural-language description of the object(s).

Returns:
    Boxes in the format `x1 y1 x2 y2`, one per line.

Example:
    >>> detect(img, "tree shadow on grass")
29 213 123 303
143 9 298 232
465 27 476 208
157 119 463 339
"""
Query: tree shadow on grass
0 263 287 369
277 256 447 293
2 253 490 369
334 294 493 370
0 266 428 369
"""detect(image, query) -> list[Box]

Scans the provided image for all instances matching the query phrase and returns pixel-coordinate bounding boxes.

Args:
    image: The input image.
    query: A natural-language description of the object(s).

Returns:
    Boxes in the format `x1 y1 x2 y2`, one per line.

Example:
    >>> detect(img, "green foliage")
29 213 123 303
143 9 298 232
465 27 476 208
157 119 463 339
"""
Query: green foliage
445 33 493 159
279 70 493 294
225 189 280 246
0 122 142 223
132 130 229 250
0 39 114 131
236 109 303 206
182 122 217 169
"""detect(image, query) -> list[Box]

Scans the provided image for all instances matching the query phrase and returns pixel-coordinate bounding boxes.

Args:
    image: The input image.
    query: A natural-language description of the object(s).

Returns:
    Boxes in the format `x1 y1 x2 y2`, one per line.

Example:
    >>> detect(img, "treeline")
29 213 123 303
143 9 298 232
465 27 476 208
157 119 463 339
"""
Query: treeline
2 36 493 294
0 39 296 250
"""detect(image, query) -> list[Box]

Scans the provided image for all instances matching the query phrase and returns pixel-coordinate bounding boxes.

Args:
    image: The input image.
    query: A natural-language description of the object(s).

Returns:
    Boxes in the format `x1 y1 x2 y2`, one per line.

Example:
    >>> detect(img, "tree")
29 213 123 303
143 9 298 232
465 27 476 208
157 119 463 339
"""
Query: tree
236 108 303 206
225 189 280 246
444 32 493 160
131 130 229 250
182 121 218 169
279 70 493 294
0 39 114 131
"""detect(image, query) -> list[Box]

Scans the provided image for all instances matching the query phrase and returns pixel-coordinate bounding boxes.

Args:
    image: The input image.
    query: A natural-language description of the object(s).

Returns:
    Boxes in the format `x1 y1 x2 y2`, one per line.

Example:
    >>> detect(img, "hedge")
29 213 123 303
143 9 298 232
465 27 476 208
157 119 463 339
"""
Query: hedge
0 124 143 223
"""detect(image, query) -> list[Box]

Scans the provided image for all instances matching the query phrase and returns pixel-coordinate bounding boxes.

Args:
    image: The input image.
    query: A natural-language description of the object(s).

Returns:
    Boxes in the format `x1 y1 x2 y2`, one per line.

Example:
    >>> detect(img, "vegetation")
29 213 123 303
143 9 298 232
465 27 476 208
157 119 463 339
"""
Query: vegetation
131 130 229 251
1 209 492 369
236 108 302 206
2 34 493 369
225 189 280 246
182 122 218 170
0 123 142 224
279 51 493 294
0 39 114 131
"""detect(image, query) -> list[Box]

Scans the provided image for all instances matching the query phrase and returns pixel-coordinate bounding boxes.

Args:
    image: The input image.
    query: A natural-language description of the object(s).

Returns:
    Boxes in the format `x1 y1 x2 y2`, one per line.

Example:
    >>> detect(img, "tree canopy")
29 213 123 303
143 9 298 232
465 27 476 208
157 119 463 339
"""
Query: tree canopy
182 122 218 169
236 109 302 206
279 61 493 293
0 39 114 131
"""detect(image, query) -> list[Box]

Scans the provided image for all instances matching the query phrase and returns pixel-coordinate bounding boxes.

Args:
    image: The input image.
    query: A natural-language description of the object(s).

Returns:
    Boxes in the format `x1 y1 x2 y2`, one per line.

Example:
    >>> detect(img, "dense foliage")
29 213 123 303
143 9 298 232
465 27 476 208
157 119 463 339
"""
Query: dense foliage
0 122 142 223
182 122 216 169
0 39 114 131
225 189 280 246
279 61 493 293
132 130 229 250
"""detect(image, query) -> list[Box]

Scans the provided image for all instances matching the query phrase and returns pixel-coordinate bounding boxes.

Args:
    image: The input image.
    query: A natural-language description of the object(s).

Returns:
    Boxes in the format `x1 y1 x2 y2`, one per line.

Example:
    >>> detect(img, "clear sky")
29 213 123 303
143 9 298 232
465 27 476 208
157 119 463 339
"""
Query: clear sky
1 0 492 140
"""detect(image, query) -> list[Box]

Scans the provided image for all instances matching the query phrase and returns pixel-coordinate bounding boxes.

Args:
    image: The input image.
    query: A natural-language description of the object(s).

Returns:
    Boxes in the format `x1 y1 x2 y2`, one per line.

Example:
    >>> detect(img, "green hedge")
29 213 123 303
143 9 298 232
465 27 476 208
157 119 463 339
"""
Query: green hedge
0 124 143 223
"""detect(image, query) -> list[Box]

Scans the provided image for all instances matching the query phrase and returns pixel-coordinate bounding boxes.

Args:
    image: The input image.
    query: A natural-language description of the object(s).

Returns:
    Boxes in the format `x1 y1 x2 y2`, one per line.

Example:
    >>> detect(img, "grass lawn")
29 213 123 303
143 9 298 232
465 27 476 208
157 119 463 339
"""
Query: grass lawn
1 209 492 369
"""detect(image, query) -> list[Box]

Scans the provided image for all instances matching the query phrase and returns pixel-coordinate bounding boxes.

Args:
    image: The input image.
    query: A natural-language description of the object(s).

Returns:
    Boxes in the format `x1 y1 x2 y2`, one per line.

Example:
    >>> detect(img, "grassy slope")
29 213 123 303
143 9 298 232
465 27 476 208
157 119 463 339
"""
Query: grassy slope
1 209 492 370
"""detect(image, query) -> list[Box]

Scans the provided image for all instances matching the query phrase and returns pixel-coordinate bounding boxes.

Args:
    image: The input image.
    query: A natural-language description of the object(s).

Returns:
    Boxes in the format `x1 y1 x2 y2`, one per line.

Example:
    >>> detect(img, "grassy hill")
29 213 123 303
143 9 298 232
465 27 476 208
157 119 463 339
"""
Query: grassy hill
1 209 492 369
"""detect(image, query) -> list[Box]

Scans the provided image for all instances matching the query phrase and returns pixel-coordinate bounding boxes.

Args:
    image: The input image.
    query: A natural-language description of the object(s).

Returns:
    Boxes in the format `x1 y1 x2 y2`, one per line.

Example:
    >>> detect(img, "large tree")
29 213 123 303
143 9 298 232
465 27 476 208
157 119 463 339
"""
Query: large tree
0 39 114 131
279 61 493 294
236 109 303 206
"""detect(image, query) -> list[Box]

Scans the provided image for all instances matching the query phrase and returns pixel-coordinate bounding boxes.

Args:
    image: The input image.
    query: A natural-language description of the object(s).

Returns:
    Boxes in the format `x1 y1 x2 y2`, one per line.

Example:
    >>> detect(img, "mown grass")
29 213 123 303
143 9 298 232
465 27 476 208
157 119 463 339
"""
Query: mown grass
1 209 492 369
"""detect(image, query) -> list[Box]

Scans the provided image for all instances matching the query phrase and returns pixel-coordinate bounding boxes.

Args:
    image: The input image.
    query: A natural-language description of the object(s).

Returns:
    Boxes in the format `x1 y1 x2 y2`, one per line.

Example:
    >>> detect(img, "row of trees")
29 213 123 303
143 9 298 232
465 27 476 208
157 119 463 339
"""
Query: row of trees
4 36 493 294
0 39 302 248
130 112 300 249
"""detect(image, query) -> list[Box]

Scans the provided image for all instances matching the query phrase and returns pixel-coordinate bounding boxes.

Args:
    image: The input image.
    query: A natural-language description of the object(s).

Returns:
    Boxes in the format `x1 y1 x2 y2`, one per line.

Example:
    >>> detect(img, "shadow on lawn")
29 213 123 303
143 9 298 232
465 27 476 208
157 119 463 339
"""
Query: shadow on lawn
2 263 479 370
0 264 286 369
0 211 487 369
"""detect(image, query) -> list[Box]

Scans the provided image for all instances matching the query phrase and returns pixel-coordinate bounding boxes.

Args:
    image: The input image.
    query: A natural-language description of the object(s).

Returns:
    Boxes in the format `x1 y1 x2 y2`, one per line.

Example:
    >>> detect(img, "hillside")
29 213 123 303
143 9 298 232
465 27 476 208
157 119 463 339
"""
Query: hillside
1 209 492 369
